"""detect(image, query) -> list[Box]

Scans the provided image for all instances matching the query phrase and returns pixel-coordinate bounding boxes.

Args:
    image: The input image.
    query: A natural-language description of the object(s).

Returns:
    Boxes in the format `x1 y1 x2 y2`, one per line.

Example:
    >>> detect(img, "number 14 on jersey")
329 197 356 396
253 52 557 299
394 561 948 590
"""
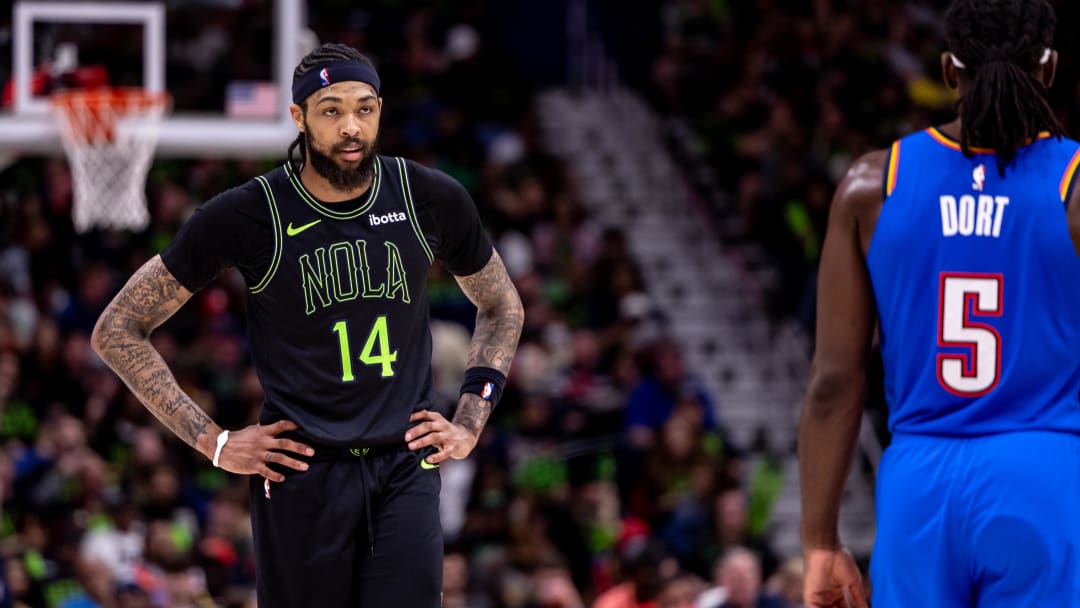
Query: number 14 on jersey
332 316 398 381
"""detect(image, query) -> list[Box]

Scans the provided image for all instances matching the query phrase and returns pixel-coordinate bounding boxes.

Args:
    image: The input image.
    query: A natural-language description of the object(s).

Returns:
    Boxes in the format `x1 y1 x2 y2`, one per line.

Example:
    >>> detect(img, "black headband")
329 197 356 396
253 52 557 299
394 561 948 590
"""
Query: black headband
291 60 381 104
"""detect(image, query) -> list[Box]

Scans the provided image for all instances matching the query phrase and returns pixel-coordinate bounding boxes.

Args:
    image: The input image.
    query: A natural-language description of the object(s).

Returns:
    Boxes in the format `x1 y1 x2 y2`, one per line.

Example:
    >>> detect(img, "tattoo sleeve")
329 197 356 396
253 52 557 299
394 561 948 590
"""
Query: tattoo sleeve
452 251 524 434
454 251 524 374
91 255 220 457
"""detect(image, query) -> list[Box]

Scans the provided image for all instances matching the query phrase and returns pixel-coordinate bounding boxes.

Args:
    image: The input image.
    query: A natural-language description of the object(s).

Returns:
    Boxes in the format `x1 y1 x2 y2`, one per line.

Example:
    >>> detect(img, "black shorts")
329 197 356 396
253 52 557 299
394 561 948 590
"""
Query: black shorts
250 443 443 607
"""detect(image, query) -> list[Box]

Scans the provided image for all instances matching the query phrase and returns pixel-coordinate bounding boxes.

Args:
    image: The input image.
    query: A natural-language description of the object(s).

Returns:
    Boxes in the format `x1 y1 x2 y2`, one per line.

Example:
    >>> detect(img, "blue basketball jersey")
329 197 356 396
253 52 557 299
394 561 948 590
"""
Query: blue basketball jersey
866 127 1080 436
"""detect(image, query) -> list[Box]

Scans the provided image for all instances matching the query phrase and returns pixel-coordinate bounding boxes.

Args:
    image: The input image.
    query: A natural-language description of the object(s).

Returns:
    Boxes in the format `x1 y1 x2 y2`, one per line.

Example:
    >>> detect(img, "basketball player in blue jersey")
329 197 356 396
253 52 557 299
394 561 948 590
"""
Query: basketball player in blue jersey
798 1 1080 606
91 43 524 606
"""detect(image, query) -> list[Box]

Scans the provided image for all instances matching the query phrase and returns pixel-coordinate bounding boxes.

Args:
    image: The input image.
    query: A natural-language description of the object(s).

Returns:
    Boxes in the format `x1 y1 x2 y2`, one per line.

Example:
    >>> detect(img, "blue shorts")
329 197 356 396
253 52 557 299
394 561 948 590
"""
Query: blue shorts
871 431 1080 607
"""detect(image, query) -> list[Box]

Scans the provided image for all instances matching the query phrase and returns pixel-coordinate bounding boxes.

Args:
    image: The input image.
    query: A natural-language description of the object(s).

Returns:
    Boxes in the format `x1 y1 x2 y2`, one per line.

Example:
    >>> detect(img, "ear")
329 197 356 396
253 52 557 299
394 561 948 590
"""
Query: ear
1043 49 1058 89
290 103 305 132
941 51 959 90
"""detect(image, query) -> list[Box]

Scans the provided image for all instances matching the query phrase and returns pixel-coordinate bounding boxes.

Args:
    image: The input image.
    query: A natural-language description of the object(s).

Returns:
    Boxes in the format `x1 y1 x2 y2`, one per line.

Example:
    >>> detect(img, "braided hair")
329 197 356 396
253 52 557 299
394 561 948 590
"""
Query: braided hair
944 0 1063 176
287 44 376 169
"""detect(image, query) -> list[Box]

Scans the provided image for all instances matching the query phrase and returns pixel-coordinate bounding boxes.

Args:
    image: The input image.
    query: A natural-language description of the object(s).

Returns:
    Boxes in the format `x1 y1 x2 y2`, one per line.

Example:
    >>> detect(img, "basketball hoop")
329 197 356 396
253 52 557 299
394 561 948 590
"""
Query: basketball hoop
50 87 171 232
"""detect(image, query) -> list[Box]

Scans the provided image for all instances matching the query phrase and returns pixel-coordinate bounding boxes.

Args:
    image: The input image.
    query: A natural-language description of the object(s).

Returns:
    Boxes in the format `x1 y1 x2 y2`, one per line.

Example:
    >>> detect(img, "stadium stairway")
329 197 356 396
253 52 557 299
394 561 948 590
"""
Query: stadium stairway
534 89 877 560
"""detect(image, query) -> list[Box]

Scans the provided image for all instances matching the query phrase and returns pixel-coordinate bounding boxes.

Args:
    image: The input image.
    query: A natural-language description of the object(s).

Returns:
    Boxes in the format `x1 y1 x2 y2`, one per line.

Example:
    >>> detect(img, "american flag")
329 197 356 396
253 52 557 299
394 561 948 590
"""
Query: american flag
226 81 279 118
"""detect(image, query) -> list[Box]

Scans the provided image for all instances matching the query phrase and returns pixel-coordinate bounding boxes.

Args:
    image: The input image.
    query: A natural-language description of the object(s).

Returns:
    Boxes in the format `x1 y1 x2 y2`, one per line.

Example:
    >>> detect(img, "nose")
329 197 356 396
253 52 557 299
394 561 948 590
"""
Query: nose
340 113 361 139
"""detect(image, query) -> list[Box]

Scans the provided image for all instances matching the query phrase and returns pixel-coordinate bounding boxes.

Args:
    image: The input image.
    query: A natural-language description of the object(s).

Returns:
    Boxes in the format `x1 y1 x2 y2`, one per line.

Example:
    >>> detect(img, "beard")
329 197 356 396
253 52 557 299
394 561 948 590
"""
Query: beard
304 125 378 193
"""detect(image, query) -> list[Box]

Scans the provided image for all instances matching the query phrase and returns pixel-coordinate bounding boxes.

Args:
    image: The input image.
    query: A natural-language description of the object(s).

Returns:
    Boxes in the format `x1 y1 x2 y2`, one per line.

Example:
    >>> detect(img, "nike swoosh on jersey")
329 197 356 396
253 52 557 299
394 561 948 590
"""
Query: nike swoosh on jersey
286 219 322 236
420 458 440 470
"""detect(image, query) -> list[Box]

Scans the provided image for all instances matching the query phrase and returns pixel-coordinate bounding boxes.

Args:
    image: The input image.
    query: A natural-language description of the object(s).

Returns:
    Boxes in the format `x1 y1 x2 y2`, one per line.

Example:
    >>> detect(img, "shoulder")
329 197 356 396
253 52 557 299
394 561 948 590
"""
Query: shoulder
837 149 888 199
398 158 470 204
202 177 269 212
174 176 277 242
831 149 889 223
399 157 459 185
162 175 277 291
249 165 295 201
195 176 277 223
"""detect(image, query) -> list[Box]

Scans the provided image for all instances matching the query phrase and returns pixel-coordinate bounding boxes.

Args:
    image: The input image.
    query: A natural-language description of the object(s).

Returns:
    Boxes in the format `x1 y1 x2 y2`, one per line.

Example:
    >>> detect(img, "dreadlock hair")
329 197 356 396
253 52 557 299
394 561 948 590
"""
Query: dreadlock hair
287 43 376 170
944 0 1063 176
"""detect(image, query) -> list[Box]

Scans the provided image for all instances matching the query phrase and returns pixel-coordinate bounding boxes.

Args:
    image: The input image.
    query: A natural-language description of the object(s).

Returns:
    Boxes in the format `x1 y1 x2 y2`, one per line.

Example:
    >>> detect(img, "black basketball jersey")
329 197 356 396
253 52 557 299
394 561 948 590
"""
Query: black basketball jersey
161 156 493 445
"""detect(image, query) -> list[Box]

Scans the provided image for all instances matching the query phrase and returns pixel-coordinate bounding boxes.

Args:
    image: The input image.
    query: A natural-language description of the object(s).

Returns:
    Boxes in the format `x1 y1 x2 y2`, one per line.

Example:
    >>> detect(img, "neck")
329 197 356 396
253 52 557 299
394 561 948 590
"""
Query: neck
938 118 963 141
298 163 373 203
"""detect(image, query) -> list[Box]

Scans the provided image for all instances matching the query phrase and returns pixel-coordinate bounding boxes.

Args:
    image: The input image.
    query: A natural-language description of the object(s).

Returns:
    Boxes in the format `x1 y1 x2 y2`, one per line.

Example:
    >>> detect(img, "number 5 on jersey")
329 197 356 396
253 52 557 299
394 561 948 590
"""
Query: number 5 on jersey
937 273 1002 396
332 316 398 381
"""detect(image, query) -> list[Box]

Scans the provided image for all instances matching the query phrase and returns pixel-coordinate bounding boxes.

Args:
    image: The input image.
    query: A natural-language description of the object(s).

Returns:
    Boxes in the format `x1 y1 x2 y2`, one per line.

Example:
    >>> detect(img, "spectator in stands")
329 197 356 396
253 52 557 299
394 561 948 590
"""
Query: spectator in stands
4 554 31 608
698 547 783 608
114 582 152 608
533 564 586 608
699 486 779 583
625 338 720 448
441 549 471 608
620 337 735 525
656 573 708 608
639 404 719 570
79 497 143 585
593 540 676 608
56 263 111 337
764 557 805 608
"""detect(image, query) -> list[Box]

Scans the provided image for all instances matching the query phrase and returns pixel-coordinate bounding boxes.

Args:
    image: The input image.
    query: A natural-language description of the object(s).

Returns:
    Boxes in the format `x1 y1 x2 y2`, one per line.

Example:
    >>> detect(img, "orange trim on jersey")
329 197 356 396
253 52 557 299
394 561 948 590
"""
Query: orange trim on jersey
1059 147 1080 202
927 127 987 153
926 127 1053 154
885 140 900 196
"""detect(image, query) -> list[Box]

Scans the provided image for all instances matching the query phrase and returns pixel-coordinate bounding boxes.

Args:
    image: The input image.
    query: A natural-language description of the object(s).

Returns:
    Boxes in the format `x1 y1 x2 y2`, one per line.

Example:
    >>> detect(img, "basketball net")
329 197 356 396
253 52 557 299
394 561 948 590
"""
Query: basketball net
50 88 171 233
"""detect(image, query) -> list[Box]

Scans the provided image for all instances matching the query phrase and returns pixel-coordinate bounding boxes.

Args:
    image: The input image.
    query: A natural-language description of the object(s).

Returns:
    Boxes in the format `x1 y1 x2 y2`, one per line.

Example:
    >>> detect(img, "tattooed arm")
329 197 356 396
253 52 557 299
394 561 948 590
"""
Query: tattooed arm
406 251 523 463
91 256 219 454
457 250 523 374
453 250 523 431
92 256 312 480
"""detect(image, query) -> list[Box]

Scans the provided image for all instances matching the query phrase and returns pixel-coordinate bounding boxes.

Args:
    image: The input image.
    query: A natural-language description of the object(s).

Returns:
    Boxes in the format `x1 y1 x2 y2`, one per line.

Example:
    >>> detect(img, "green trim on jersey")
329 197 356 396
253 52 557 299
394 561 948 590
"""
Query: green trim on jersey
395 157 434 263
283 158 382 220
250 175 283 294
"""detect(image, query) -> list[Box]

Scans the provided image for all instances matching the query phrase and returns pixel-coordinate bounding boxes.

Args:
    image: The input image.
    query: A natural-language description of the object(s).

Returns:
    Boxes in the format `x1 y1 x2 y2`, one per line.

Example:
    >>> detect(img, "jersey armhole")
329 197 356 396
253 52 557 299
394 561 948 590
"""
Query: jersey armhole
1059 146 1080 207
883 139 901 200
249 175 283 294
395 158 435 264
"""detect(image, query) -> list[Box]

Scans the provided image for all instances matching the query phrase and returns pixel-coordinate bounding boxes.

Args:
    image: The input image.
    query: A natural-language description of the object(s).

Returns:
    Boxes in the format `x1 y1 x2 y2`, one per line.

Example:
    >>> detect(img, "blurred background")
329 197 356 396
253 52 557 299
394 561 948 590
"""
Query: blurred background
0 1 1079 607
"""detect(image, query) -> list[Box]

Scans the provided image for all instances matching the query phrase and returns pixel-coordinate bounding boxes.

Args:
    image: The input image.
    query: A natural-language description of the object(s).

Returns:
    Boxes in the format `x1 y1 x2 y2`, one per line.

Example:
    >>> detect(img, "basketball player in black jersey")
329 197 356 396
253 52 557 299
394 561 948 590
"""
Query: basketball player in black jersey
91 43 524 607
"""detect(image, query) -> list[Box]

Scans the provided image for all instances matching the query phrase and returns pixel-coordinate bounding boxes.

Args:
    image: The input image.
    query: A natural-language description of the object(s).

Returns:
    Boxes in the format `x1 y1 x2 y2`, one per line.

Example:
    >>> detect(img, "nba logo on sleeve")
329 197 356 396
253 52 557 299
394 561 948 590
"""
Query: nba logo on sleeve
319 67 331 87
481 382 493 400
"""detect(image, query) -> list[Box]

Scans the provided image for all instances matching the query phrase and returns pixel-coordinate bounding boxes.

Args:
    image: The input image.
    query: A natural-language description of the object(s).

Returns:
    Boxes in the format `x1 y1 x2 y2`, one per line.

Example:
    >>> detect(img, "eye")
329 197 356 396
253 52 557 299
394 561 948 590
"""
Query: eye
323 107 339 116
360 106 374 114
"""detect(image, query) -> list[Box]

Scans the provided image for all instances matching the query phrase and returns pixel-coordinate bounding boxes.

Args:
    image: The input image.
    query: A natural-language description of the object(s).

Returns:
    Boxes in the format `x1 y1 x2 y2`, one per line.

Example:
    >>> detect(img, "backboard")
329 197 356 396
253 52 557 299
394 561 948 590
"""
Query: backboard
0 0 305 158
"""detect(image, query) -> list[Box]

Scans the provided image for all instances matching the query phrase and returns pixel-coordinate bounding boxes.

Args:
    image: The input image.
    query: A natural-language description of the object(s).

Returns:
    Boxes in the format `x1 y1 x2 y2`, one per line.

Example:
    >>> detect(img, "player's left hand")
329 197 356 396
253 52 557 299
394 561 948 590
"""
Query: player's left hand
405 410 478 465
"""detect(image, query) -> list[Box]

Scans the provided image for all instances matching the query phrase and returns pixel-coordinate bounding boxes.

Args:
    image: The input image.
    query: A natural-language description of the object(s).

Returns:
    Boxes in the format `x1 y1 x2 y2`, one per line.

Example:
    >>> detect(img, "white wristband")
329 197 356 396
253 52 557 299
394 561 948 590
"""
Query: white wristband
212 430 229 468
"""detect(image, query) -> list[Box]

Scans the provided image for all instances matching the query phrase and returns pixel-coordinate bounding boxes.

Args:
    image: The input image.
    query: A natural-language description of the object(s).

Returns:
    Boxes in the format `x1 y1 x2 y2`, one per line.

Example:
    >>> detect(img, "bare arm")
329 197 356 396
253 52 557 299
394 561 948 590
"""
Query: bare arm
798 153 883 608
452 250 524 434
798 151 884 549
91 255 221 456
406 251 524 463
458 250 524 374
92 255 311 480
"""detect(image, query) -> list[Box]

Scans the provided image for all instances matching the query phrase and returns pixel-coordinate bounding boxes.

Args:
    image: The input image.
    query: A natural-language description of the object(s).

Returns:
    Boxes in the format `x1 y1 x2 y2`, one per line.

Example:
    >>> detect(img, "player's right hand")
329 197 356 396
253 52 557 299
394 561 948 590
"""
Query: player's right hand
215 420 315 482
803 546 868 608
